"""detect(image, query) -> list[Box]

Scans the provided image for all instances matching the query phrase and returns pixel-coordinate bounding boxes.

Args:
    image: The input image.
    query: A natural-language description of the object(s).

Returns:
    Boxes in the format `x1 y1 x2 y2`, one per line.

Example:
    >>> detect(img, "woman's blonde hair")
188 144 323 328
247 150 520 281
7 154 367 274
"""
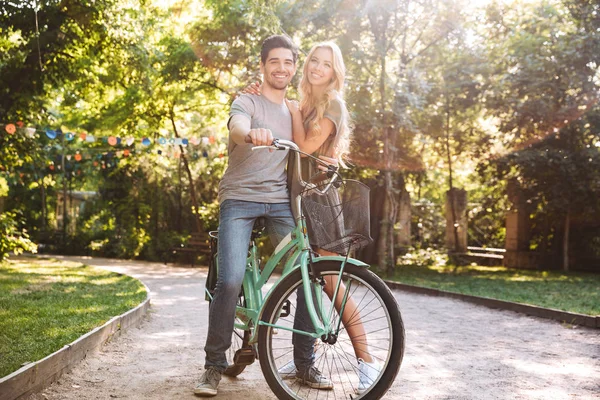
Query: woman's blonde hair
299 42 352 166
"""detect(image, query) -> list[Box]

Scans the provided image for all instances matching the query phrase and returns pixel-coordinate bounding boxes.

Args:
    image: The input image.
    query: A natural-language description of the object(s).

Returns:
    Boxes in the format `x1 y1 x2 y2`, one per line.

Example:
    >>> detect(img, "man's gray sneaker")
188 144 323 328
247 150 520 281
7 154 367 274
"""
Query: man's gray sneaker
194 367 221 397
296 366 334 390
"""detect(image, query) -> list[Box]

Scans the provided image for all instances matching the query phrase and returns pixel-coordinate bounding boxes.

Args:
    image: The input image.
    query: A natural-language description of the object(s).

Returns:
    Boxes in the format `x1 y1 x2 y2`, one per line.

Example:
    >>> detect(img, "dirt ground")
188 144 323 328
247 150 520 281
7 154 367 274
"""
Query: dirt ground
28 256 600 400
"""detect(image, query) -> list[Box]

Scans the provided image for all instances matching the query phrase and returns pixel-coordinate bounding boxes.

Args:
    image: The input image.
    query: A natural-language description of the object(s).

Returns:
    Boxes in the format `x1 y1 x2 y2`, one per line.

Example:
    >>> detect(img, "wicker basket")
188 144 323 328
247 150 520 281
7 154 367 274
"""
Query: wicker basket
301 179 373 255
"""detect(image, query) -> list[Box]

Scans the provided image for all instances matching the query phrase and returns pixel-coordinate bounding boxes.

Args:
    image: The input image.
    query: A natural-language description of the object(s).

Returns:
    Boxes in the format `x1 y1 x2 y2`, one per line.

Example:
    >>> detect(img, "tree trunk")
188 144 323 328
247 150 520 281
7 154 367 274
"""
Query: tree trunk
177 159 183 230
152 172 160 238
170 111 204 233
40 173 47 231
358 176 385 264
445 94 460 252
563 208 570 272
61 138 67 246
378 170 399 273
371 9 397 272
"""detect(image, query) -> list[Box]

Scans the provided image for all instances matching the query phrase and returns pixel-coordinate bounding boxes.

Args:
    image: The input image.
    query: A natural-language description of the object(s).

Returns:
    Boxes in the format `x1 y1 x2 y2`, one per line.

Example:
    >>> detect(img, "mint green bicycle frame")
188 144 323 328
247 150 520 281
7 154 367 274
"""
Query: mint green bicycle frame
205 140 369 346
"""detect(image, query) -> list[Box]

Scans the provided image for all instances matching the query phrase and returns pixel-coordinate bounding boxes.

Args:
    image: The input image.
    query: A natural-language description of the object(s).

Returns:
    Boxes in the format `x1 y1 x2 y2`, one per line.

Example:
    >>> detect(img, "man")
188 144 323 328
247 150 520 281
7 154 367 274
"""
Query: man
194 35 333 397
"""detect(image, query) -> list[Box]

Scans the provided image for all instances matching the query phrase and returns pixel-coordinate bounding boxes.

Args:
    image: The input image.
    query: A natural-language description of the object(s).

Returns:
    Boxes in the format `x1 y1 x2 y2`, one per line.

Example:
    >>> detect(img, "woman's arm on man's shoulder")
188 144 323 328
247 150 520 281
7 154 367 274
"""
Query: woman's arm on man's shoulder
286 99 335 155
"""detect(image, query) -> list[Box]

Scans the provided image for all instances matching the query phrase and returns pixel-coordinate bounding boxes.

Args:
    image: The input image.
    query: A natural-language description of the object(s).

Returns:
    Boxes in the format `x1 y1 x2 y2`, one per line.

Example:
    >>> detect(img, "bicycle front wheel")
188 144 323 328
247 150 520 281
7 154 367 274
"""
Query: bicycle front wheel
258 262 404 399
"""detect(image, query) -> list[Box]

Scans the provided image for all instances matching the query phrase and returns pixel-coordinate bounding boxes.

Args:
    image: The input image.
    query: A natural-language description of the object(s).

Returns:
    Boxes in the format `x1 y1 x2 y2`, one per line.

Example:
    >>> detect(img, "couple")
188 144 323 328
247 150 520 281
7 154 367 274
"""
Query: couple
195 35 378 397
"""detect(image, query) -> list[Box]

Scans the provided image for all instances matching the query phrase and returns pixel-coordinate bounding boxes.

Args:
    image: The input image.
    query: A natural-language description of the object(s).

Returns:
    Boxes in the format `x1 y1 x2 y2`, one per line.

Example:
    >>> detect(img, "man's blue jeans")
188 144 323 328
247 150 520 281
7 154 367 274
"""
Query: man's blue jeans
204 199 315 372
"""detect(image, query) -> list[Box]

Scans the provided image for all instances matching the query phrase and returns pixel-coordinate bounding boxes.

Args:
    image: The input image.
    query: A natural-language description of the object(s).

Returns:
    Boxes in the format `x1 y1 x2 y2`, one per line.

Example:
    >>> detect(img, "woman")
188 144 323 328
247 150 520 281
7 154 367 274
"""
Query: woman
244 42 379 393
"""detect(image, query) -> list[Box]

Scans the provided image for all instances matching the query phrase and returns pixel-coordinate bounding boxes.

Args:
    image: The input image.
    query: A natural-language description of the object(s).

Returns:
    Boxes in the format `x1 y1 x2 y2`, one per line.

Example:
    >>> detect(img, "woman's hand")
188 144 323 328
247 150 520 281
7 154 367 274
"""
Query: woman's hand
239 81 262 96
285 98 301 115
317 155 338 172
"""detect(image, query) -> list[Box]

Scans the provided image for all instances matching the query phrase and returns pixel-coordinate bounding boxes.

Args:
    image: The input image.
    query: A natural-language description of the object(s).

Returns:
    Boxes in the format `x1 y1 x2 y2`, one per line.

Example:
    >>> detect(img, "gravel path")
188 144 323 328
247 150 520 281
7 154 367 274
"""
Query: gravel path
29 256 600 400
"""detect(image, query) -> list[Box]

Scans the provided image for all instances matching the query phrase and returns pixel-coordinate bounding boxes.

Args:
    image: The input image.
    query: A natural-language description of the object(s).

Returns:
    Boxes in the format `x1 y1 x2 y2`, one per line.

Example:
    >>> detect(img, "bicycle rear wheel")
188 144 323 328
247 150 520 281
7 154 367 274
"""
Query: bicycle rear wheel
257 262 404 399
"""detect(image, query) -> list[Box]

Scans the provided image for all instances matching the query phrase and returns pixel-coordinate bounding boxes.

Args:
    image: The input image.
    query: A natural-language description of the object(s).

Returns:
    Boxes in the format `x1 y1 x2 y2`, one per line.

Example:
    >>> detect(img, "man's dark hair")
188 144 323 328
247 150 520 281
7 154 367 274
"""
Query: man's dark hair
260 35 298 64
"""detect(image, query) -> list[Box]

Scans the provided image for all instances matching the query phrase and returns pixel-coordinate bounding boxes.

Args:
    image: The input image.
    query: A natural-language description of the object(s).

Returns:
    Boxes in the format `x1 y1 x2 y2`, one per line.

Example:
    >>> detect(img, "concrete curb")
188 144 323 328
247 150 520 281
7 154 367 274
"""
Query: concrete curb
384 280 599 329
0 284 151 400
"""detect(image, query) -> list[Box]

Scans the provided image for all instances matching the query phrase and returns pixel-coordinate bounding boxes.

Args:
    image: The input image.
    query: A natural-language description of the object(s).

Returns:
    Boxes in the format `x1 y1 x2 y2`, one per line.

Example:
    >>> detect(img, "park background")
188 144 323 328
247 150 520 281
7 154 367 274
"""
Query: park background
2 0 599 271
1 0 600 387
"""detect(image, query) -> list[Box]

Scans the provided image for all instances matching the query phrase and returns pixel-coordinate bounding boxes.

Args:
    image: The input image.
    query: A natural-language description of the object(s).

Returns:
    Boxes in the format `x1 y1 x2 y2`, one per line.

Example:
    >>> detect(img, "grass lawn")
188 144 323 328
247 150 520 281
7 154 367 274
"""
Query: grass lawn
0 257 147 378
378 263 600 316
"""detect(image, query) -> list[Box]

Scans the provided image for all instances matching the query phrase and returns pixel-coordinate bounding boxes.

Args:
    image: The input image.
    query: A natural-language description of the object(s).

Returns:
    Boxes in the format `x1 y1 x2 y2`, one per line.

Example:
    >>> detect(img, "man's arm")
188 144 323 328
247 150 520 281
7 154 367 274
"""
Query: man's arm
229 114 274 146
229 114 252 145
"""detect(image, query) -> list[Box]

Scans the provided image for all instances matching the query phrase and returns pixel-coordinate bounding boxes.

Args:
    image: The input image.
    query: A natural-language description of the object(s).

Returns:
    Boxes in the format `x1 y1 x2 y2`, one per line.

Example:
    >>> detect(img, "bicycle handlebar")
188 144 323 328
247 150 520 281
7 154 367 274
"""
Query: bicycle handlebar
247 137 341 195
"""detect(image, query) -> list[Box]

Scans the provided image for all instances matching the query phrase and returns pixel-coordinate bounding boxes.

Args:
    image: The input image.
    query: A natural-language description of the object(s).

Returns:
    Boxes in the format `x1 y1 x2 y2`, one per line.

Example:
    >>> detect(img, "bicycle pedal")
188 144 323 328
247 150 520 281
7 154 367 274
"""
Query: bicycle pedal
233 347 256 365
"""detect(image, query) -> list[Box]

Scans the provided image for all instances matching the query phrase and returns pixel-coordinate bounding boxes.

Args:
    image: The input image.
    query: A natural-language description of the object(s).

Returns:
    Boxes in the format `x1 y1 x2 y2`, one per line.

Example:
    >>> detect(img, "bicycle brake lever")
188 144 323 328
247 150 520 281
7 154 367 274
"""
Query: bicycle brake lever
271 139 288 150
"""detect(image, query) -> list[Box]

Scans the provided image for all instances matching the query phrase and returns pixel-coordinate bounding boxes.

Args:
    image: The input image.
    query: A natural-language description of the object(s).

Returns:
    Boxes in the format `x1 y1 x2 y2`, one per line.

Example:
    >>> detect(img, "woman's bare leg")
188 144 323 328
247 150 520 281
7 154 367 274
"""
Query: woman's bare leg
318 249 373 362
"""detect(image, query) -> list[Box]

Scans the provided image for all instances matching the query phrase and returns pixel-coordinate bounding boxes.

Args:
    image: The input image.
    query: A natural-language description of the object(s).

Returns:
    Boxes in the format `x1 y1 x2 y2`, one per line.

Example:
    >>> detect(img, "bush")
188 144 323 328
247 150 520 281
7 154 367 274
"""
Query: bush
396 247 448 267
0 211 38 260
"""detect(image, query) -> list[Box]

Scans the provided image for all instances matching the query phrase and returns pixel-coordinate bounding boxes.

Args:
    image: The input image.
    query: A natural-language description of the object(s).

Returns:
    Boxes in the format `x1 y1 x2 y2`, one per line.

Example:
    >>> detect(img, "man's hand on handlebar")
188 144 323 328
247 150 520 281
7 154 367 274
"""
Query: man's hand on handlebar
246 128 274 146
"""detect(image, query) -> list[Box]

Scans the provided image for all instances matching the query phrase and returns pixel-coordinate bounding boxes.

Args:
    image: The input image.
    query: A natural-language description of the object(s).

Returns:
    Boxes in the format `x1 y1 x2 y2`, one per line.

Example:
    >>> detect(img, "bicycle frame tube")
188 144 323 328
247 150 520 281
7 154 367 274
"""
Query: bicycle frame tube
233 243 262 329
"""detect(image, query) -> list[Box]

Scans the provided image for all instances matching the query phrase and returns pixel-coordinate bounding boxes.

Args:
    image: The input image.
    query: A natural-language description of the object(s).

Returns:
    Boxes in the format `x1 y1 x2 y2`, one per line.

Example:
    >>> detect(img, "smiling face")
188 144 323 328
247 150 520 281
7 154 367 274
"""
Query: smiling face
305 47 335 89
260 47 297 91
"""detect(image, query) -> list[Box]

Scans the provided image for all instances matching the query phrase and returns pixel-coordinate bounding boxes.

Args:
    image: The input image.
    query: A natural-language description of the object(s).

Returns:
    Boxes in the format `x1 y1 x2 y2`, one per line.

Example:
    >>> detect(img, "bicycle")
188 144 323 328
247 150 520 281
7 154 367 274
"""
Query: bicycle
205 139 405 399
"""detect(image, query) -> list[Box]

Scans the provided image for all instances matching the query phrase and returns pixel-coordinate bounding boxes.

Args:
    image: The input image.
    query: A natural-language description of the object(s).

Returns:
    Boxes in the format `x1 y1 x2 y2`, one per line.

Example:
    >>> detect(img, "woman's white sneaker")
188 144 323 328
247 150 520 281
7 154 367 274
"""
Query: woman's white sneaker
357 358 381 394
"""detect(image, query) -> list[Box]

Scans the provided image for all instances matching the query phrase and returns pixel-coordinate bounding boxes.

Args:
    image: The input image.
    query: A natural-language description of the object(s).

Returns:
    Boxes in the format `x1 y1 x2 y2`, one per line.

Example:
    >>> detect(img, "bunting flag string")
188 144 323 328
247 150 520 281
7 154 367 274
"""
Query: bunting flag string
1 122 227 185
2 122 220 148
0 145 227 185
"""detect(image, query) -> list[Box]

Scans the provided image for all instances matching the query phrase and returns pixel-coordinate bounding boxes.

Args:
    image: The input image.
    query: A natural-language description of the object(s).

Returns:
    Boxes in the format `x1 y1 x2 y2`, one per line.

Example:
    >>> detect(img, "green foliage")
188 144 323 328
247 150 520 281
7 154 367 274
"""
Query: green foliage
486 110 600 258
196 201 221 233
0 177 8 197
484 0 600 146
2 0 229 264
464 172 509 249
472 0 600 263
0 0 118 118
1 0 599 270
480 0 600 256
188 0 279 90
0 211 37 261
409 198 446 248
396 247 449 268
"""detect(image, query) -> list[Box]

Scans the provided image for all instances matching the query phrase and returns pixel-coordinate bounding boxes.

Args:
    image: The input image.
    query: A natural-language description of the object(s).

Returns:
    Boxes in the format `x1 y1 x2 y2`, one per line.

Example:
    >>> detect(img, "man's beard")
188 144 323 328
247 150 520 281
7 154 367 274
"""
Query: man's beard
265 76 290 91
270 82 288 90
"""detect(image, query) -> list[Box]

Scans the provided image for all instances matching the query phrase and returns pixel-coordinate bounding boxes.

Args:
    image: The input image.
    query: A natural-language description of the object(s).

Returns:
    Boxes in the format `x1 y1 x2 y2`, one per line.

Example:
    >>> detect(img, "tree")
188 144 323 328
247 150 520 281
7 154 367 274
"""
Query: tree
416 32 488 253
2 0 231 258
338 0 461 270
481 0 600 270
0 0 118 118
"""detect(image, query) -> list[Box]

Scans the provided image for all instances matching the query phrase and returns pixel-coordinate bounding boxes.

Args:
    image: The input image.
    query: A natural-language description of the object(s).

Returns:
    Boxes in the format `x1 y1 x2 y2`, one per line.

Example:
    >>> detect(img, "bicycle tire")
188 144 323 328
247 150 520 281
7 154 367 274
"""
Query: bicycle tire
257 261 404 399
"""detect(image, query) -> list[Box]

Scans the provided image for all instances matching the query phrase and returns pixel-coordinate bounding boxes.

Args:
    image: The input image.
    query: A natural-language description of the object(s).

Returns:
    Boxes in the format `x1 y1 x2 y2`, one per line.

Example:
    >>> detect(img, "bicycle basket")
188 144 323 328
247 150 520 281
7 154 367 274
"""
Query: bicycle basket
301 179 373 255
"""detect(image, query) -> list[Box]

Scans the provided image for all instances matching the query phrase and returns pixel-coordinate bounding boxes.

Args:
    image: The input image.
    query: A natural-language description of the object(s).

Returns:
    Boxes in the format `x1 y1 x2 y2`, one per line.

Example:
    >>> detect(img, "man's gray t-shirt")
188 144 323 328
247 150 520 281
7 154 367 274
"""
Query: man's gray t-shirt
218 94 293 204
